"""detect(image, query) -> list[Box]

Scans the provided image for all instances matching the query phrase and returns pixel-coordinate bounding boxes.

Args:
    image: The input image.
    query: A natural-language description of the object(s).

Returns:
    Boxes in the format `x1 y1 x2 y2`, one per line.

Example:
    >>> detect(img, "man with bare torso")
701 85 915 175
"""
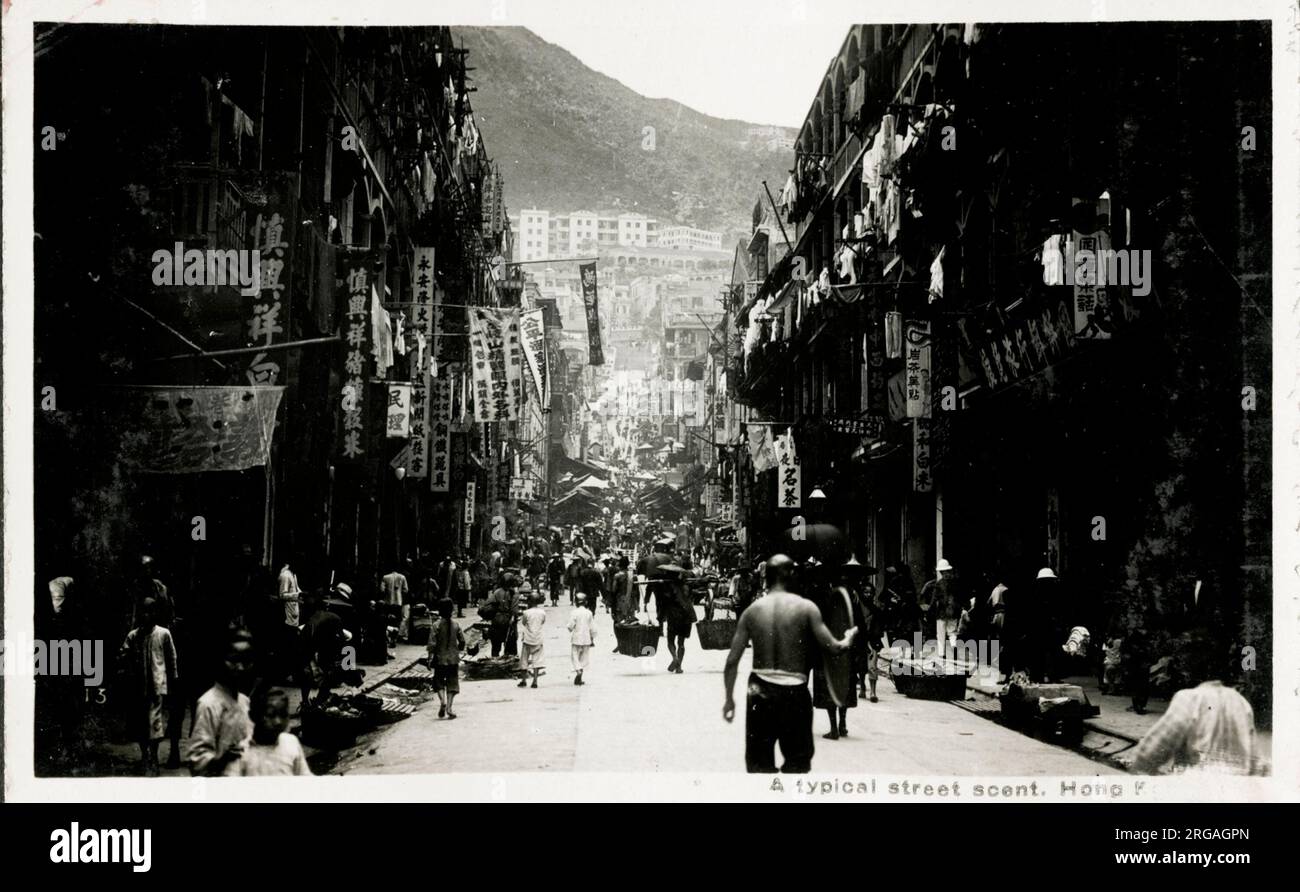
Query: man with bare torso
723 555 858 773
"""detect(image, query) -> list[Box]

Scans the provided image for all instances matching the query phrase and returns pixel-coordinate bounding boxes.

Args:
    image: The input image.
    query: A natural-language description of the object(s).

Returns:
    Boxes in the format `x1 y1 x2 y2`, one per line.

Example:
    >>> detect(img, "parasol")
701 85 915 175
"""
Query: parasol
778 522 849 565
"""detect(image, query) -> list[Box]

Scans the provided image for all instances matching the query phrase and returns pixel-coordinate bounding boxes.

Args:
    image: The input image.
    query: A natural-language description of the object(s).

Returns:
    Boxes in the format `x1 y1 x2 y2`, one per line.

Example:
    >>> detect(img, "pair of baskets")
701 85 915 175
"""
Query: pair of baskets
614 621 662 657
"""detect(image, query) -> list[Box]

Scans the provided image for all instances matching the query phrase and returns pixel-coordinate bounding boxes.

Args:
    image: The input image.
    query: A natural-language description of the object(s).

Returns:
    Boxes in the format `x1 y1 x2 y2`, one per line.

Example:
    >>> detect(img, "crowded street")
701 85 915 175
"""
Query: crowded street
26 15 1272 788
339 599 1116 776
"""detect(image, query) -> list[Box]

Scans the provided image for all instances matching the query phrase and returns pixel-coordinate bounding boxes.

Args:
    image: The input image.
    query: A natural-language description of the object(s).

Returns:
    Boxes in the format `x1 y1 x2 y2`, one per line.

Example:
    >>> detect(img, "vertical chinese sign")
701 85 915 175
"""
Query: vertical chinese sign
580 262 605 365
1071 196 1115 340
428 376 452 493
905 319 932 418
386 384 411 438
246 199 293 385
913 418 933 493
519 308 548 406
463 481 476 550
774 431 801 509
339 253 372 461
407 247 435 478
467 309 521 422
504 309 525 416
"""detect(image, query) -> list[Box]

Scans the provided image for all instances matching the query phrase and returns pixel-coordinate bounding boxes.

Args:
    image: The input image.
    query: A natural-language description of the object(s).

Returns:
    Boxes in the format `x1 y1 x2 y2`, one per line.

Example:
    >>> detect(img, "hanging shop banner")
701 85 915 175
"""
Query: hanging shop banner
428 376 453 492
905 319 932 418
913 418 933 493
1071 197 1116 341
407 370 431 478
110 385 284 474
504 308 526 414
580 262 605 365
519 307 549 405
865 309 887 439
468 308 522 422
408 247 436 475
464 481 477 525
776 447 801 509
245 192 294 386
386 384 412 438
972 298 1078 393
339 253 373 461
826 415 886 438
508 476 537 501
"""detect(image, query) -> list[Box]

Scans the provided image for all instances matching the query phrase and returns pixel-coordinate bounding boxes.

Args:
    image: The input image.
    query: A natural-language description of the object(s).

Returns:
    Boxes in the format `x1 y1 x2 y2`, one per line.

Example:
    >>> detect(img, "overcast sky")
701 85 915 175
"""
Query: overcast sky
489 0 873 128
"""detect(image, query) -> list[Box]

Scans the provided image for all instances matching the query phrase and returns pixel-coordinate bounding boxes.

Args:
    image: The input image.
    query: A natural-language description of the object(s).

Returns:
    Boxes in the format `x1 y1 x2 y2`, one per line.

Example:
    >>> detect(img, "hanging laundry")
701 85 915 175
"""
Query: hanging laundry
878 114 897 174
854 212 866 239
780 173 798 218
928 247 946 303
1041 234 1066 286
394 313 407 356
838 245 857 285
882 180 902 245
885 310 904 359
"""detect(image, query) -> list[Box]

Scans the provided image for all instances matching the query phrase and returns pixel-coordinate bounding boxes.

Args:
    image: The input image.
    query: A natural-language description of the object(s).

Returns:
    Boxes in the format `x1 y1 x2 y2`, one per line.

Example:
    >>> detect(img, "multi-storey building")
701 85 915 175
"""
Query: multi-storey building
511 208 659 260
657 225 725 252
722 22 1272 717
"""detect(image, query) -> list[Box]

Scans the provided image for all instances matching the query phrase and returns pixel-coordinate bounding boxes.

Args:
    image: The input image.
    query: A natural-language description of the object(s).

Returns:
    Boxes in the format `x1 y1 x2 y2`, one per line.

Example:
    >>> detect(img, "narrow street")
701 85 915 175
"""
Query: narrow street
338 603 1117 775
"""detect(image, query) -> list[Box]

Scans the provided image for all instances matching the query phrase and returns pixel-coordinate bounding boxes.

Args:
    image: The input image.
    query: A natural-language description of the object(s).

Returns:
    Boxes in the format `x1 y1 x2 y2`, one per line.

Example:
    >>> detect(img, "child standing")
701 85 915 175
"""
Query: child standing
238 687 311 776
119 597 179 776
567 593 596 686
517 593 547 689
428 598 466 718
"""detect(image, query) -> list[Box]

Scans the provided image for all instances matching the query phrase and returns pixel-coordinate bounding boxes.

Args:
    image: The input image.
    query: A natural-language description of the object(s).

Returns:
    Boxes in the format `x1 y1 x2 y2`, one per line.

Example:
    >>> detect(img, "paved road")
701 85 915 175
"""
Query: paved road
338 601 1119 776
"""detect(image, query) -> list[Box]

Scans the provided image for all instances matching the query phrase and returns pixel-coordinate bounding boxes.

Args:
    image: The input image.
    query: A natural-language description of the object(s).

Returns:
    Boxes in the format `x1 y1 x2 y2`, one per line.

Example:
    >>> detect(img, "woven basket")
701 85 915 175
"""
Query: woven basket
696 618 738 650
614 622 661 657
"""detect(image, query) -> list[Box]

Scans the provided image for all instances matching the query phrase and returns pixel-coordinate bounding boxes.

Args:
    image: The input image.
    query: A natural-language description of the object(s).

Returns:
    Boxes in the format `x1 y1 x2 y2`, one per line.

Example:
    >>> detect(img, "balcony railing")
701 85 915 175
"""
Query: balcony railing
165 165 249 251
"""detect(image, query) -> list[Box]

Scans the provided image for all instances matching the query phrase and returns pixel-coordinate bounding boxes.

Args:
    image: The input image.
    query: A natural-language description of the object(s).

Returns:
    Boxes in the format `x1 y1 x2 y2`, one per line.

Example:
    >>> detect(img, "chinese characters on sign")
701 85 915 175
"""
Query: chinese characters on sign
865 312 887 438
973 299 1078 392
913 418 933 493
246 203 292 385
519 308 548 405
1071 196 1115 341
826 415 886 437
407 247 435 478
508 476 537 501
773 431 801 509
386 384 411 438
580 262 605 365
905 319 932 418
428 376 452 492
467 308 522 422
338 253 372 461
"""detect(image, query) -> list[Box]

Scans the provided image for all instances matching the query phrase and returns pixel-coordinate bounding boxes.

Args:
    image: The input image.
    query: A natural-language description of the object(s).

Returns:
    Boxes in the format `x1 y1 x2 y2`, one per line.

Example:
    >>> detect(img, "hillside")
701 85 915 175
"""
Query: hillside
457 26 795 235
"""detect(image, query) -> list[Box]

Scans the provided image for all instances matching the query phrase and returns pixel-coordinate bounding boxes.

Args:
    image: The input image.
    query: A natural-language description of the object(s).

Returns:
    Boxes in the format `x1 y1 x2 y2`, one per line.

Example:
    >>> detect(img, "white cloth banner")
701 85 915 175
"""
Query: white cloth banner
386 384 412 438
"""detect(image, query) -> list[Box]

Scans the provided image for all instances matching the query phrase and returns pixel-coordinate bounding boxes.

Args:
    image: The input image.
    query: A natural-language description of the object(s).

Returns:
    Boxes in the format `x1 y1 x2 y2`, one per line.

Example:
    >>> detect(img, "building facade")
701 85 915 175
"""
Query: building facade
722 22 1272 717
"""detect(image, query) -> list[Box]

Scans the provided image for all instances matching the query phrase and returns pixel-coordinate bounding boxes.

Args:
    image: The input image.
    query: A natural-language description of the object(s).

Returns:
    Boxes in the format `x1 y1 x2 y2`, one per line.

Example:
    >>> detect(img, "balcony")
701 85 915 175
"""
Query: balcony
163 165 250 251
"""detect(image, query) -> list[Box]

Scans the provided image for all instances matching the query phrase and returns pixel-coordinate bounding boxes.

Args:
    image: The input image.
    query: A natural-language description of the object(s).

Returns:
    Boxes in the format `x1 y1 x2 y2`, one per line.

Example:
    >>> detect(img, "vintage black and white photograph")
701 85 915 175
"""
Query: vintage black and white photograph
3 0 1291 801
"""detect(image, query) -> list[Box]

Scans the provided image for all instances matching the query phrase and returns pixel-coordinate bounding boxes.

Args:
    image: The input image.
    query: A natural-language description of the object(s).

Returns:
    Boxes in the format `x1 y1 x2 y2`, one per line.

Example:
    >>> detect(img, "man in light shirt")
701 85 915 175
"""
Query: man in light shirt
1131 646 1265 776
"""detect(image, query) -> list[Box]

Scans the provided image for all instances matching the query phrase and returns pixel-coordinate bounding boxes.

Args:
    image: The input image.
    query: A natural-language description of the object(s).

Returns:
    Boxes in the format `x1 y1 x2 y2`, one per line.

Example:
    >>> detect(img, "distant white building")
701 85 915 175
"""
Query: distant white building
658 225 724 252
510 208 659 261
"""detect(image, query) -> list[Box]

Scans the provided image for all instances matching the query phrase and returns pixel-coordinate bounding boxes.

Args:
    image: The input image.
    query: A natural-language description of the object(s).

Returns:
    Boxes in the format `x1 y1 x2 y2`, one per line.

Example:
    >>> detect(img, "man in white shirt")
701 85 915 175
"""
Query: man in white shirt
567 593 596 686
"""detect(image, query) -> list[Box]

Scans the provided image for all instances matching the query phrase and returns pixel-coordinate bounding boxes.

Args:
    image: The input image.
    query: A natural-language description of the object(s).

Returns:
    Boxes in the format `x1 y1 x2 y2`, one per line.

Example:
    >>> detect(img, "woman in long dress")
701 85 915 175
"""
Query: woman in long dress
812 562 862 739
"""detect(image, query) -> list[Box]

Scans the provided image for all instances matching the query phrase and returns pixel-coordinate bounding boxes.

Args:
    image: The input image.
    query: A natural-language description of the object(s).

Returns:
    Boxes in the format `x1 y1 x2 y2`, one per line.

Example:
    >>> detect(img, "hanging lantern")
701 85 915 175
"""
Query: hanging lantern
885 310 904 359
